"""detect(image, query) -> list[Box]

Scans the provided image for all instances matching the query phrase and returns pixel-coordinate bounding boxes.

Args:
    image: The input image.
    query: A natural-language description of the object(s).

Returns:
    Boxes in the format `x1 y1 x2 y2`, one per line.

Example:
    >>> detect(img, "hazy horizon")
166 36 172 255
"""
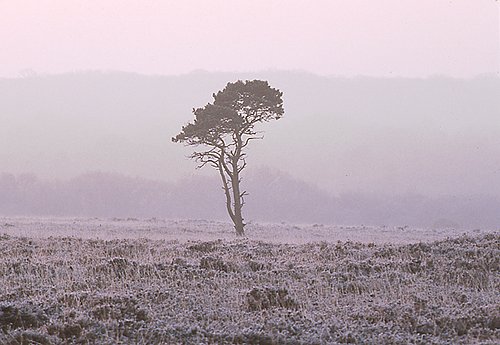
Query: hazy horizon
5 68 500 80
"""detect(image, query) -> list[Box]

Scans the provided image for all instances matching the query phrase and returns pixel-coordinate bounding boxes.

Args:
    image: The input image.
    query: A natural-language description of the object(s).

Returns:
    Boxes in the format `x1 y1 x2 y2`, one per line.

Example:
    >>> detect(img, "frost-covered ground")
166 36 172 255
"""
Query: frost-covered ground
0 217 494 244
0 218 498 344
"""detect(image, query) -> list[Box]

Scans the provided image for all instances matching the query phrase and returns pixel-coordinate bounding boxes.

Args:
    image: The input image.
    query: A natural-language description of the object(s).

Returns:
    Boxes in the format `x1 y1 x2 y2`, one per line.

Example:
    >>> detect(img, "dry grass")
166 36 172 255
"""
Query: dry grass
0 230 498 344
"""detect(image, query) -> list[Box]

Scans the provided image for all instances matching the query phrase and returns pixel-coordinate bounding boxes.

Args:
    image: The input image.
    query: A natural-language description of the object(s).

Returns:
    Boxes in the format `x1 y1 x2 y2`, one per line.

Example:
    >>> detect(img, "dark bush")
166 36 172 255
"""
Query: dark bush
0 305 47 332
246 287 298 311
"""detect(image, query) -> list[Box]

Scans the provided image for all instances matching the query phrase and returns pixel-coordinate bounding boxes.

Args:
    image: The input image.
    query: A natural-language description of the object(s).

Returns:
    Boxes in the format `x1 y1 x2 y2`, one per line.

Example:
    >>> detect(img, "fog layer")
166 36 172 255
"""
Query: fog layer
1 71 499 226
1 171 499 228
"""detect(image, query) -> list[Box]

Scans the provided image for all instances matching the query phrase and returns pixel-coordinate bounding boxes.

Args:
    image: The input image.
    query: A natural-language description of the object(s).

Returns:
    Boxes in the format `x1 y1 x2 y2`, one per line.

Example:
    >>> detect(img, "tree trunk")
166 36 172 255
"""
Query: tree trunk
231 168 245 236
231 136 246 236
217 154 245 236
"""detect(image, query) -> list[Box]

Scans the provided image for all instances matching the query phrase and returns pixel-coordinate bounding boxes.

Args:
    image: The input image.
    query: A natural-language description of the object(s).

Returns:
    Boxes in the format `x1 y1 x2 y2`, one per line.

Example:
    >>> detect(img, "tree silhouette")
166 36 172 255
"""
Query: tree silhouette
173 80 284 235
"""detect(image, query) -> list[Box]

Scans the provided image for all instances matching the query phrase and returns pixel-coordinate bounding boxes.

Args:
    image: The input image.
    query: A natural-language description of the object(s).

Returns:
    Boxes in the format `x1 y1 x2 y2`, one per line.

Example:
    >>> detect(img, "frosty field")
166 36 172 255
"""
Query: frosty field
0 218 498 344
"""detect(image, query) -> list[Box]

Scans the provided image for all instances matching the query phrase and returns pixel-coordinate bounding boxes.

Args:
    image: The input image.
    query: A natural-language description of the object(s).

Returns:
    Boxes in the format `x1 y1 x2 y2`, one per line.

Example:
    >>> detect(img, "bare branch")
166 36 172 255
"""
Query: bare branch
237 158 247 173
240 191 248 206
196 159 218 169
241 135 264 148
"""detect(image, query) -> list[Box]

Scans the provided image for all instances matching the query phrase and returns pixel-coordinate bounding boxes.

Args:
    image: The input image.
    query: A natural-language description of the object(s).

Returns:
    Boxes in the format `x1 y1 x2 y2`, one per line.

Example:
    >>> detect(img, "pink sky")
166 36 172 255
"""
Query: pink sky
1 0 499 78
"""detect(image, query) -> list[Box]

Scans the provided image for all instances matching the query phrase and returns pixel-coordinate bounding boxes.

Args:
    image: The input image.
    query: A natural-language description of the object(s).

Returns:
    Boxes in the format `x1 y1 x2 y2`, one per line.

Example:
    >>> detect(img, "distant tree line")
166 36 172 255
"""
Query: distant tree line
1 171 499 229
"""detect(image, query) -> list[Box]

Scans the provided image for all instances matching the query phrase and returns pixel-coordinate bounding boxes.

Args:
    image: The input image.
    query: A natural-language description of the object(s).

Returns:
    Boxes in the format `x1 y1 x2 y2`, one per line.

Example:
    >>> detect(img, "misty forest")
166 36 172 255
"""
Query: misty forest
1 1 500 344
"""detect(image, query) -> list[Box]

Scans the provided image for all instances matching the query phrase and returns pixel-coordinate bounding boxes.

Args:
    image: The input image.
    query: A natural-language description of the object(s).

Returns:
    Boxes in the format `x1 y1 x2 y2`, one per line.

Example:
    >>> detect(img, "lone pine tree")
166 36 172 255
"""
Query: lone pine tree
173 80 284 236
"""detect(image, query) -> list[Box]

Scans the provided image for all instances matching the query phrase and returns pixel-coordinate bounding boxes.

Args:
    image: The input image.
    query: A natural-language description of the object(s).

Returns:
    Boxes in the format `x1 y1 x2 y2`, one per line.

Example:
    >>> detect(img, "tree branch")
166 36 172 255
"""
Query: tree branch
237 158 247 173
241 135 264 148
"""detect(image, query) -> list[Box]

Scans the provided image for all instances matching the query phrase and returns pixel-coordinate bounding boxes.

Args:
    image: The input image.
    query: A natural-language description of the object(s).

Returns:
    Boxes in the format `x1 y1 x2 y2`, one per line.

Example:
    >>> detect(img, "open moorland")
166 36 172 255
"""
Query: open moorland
0 218 498 344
